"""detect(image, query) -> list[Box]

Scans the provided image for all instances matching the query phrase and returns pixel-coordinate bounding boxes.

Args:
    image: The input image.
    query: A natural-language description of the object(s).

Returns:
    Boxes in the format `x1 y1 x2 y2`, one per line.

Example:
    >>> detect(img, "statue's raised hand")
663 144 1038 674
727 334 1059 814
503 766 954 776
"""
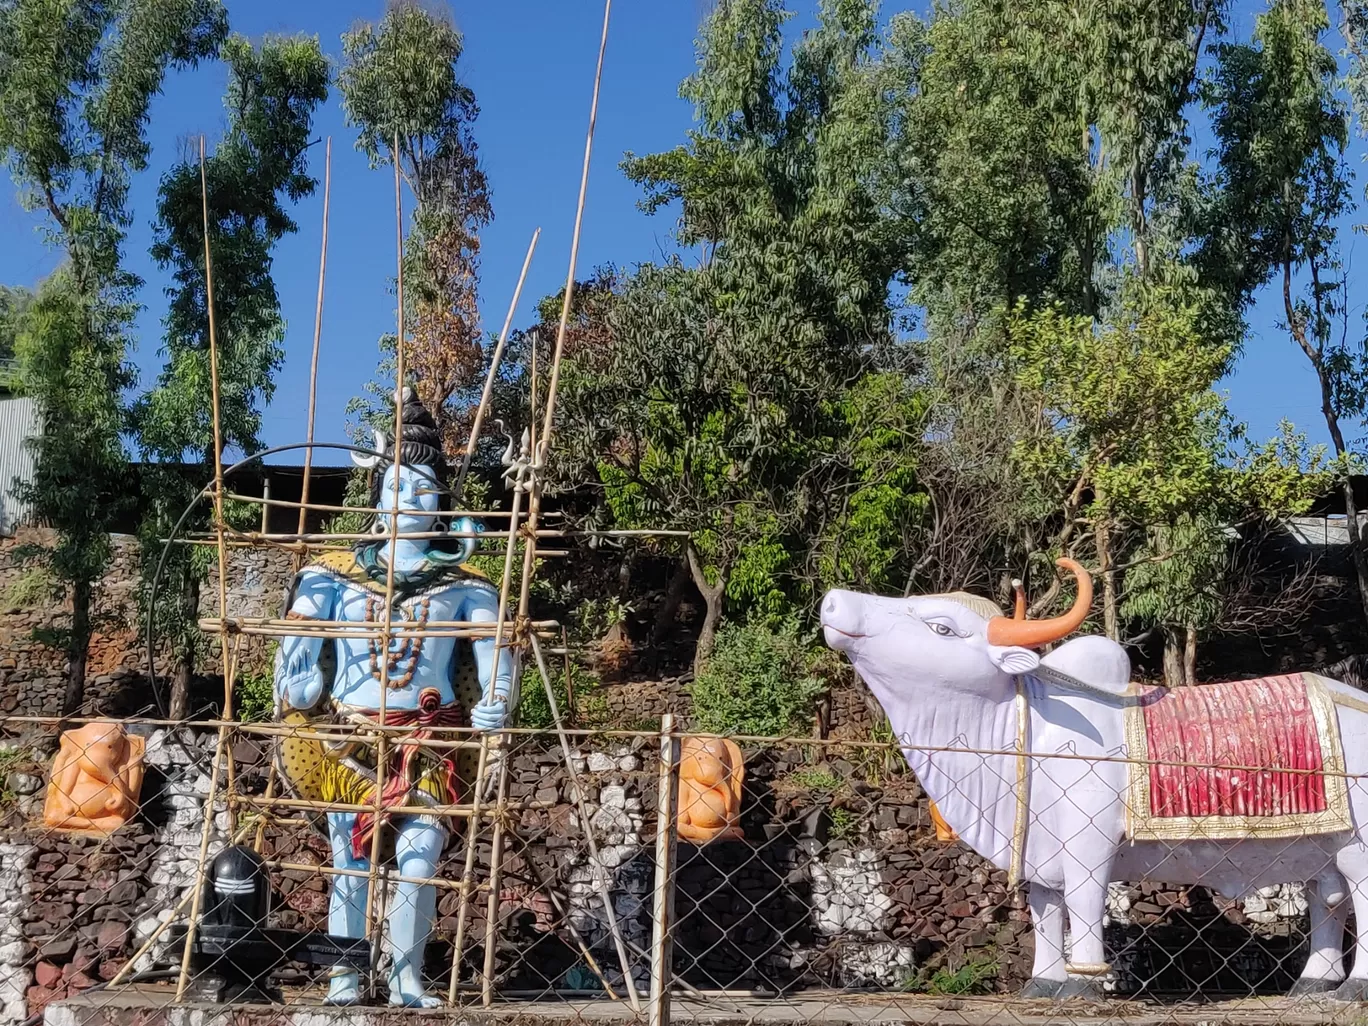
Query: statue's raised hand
277 648 325 711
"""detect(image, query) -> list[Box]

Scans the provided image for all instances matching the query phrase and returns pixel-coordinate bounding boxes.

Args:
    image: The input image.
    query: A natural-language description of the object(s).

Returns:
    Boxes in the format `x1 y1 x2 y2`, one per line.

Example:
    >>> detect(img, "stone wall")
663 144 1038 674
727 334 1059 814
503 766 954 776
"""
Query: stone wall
0 528 294 718
0 722 1327 1022
0 729 226 1022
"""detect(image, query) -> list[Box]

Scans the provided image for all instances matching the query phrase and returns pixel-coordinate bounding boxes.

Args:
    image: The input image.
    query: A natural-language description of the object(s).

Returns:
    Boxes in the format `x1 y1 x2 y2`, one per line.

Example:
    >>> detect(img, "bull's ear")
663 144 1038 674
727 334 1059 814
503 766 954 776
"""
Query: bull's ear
987 645 1039 675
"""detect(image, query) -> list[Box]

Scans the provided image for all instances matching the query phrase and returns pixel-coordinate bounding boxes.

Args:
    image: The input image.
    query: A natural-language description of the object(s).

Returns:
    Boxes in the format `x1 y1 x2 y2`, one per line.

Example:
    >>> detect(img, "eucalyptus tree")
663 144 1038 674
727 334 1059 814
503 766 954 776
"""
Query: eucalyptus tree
339 1 491 461
0 0 227 715
134 34 329 719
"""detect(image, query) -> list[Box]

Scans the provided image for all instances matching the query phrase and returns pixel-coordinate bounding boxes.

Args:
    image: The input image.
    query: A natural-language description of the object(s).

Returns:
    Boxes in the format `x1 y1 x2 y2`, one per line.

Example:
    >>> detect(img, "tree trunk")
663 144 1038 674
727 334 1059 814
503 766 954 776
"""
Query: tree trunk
1340 478 1368 628
693 582 725 673
168 571 199 721
63 579 91 718
1183 626 1198 687
1096 516 1119 641
1283 255 1368 626
1161 627 1183 689
685 545 726 676
644 559 690 671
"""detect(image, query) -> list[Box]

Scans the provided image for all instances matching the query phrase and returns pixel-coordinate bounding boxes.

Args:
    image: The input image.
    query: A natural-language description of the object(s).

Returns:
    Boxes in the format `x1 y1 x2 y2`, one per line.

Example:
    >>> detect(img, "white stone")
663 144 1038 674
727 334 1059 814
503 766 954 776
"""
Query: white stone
600 784 627 809
587 752 615 773
618 755 640 772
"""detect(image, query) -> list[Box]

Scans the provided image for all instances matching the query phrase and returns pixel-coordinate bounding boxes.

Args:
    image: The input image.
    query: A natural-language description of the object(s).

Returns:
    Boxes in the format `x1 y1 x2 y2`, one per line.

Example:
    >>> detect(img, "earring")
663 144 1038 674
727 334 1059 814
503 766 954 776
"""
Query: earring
371 519 386 535
432 521 449 535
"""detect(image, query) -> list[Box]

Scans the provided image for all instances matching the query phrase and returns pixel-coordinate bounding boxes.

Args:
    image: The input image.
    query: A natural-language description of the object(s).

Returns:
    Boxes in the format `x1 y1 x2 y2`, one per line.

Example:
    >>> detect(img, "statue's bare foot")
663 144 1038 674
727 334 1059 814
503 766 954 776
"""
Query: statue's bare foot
388 984 442 1009
325 972 361 1005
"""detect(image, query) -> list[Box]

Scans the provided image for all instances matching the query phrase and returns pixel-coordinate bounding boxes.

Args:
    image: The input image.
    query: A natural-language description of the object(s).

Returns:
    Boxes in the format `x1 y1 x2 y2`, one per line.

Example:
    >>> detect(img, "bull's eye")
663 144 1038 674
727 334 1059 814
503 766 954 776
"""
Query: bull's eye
926 621 956 637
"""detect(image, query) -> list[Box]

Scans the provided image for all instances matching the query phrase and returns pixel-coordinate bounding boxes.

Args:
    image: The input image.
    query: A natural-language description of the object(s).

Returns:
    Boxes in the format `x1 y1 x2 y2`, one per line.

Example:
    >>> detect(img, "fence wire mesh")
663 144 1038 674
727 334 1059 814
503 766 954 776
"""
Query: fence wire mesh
5 712 1368 1026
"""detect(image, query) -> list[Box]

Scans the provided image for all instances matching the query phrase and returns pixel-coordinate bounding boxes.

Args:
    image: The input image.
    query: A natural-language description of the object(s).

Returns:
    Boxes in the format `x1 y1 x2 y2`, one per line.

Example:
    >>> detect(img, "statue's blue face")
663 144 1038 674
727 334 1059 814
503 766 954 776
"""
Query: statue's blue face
378 463 441 537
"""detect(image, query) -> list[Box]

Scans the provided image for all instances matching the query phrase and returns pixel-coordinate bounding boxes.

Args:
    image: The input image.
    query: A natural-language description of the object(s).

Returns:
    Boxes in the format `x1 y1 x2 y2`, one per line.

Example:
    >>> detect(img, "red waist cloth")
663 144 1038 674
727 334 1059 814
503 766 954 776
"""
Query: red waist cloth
1140 673 1328 820
351 687 464 858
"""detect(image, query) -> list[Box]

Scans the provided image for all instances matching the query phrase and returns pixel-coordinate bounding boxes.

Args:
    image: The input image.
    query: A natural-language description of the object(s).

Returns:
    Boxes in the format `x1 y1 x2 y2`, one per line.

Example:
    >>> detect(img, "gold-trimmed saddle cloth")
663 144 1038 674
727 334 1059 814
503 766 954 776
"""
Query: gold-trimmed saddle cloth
1124 672 1352 841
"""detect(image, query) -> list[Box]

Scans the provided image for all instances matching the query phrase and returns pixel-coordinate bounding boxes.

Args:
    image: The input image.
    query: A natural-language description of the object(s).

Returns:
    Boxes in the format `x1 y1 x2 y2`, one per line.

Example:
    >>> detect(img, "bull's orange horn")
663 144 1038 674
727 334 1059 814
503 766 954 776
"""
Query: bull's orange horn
986 559 1092 648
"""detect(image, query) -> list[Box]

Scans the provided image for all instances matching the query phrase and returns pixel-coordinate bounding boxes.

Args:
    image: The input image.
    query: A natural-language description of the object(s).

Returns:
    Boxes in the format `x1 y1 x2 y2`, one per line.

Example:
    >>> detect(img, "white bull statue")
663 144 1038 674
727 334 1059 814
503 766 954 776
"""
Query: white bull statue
821 560 1368 1000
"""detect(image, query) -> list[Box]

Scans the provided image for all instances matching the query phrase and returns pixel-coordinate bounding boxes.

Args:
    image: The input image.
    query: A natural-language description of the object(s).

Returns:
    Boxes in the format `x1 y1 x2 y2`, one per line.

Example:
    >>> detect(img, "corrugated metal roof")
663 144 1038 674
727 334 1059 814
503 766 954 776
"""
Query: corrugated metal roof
0 396 38 534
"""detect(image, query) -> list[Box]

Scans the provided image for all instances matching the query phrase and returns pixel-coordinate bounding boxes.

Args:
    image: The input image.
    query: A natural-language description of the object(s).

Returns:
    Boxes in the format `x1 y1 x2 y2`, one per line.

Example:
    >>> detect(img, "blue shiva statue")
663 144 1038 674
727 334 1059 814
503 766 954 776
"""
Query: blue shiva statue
272 389 518 1007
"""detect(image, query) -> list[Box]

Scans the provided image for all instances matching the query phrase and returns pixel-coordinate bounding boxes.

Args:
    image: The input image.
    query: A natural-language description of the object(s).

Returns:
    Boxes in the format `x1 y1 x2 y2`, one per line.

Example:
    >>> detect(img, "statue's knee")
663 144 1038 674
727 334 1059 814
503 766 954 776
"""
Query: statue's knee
395 820 444 866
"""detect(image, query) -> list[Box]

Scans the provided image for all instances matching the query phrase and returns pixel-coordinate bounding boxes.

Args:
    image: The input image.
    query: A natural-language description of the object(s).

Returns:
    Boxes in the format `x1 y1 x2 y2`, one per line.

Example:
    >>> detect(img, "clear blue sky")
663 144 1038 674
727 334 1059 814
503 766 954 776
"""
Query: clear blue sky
0 1 1362 465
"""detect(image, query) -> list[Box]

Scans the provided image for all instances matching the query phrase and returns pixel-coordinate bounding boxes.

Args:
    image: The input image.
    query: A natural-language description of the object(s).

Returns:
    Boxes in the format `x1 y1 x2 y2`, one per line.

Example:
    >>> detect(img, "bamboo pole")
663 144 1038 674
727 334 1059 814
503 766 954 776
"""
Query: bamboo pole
174 136 238 1003
501 832 623 1000
173 729 228 1001
648 714 679 1026
108 814 268 991
454 228 540 501
198 133 234 721
197 625 553 643
184 525 675 541
251 755 279 852
516 0 613 622
263 858 491 893
530 633 641 1012
480 743 511 1006
224 493 533 517
199 615 554 631
446 738 489 1003
230 792 555 817
297 136 332 546
360 135 411 995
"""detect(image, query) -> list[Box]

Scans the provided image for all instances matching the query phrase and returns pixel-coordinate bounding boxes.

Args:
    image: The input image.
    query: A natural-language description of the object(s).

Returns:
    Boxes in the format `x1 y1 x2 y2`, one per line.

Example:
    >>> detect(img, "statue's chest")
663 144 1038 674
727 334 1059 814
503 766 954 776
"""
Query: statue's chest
334 586 459 628
332 585 463 692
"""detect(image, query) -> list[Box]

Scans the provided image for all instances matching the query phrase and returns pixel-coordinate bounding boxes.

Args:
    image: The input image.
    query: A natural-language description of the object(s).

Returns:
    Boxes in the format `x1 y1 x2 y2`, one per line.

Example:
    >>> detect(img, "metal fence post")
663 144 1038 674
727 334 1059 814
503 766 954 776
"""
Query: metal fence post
649 713 680 1026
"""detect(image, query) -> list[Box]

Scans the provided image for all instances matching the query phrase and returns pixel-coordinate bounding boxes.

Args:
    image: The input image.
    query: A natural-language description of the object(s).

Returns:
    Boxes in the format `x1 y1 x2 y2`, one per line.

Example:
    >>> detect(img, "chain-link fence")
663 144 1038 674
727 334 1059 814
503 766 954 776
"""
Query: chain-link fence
7 709 1368 1026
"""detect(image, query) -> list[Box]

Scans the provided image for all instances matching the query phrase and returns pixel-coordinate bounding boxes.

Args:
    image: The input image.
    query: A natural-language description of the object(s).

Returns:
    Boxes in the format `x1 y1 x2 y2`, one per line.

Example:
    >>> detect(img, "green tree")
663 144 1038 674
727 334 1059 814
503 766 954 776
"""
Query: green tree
1203 0 1366 621
339 1 492 461
555 0 918 670
133 33 328 719
0 0 226 715
1007 291 1232 635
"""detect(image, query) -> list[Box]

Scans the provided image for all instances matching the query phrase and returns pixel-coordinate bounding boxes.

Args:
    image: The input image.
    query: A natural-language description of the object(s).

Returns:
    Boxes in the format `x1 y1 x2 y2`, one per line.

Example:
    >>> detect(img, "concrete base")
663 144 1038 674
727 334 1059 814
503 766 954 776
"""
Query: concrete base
40 984 1368 1026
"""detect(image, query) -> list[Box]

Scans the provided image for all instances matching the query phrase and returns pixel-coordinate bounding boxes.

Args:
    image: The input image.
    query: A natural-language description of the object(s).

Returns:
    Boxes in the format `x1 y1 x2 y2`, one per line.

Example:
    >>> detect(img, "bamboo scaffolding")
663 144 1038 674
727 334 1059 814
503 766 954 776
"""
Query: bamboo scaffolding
446 739 489 1004
297 137 331 548
481 743 511 1006
359 135 410 997
263 858 491 893
514 0 613 626
200 615 557 631
222 493 537 517
174 136 238 1003
230 793 556 817
499 834 628 1001
188 523 685 540
198 623 549 640
530 633 641 1012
